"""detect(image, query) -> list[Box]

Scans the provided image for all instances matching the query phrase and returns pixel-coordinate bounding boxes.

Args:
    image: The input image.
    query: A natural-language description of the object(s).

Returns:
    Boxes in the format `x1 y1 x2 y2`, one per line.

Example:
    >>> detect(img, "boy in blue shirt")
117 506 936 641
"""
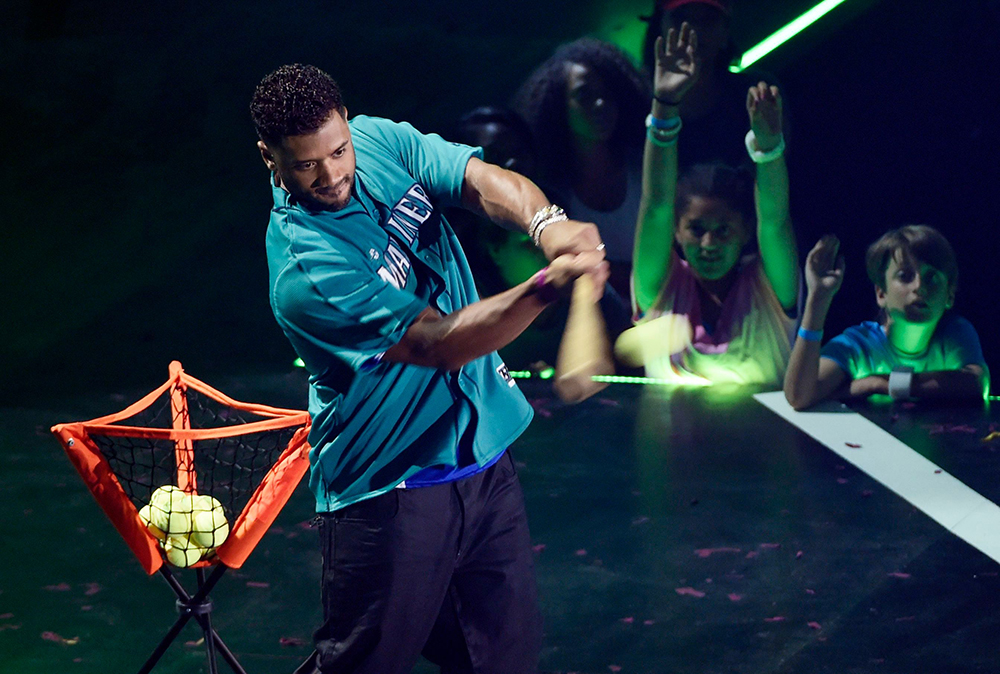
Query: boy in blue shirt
251 64 608 674
784 226 988 409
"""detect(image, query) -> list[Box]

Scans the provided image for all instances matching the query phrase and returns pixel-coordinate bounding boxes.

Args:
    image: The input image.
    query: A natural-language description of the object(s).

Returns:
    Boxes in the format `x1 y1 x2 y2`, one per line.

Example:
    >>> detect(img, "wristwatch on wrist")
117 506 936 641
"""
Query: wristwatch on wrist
888 366 915 400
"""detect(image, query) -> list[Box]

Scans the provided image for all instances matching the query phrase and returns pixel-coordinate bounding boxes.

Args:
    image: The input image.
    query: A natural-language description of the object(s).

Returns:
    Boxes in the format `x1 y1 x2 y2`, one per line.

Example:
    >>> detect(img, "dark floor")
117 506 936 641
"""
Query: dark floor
2 372 999 673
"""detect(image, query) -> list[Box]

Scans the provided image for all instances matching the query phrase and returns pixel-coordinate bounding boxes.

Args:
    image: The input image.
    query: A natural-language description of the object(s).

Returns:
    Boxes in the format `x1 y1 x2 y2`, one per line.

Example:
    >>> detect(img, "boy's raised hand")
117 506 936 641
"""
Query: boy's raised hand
805 235 845 303
654 22 700 105
747 82 783 152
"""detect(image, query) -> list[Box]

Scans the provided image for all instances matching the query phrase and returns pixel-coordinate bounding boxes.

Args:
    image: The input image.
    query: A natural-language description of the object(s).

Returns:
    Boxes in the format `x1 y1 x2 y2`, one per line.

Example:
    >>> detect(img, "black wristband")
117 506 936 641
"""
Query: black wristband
654 95 683 106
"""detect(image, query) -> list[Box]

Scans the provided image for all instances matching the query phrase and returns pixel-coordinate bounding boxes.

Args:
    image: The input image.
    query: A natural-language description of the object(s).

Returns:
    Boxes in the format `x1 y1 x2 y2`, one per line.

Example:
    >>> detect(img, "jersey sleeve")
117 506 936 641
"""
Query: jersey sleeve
820 330 860 376
364 118 479 205
271 241 427 373
942 316 988 368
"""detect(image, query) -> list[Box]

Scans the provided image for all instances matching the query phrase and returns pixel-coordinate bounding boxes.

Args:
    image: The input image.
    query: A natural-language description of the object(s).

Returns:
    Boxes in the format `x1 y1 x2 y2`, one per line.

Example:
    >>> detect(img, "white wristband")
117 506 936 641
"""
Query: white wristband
888 367 914 400
745 130 785 163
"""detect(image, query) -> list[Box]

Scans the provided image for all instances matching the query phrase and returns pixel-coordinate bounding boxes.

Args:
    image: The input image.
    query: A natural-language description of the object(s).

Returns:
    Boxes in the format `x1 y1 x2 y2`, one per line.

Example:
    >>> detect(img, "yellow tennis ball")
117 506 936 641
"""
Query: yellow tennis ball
138 505 166 541
190 507 229 549
163 534 206 567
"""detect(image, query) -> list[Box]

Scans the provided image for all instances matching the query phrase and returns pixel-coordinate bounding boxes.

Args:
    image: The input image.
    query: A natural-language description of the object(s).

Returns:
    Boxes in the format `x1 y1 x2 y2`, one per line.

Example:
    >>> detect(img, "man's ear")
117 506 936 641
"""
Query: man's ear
258 140 277 172
875 284 887 308
342 106 349 120
946 287 956 310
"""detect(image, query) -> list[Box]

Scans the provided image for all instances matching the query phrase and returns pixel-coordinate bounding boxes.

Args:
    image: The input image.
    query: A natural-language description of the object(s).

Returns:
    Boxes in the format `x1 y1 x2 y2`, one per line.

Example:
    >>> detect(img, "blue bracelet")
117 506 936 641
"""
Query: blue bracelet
645 114 682 131
797 326 823 342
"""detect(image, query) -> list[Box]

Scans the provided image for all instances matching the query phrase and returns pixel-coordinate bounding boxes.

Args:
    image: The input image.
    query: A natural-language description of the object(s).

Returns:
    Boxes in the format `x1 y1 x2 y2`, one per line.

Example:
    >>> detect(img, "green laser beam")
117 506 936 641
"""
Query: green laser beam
729 0 852 73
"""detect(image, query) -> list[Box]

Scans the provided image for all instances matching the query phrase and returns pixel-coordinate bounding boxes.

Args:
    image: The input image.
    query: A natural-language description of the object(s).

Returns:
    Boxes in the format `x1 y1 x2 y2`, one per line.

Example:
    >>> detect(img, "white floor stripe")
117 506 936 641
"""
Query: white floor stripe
754 391 1000 564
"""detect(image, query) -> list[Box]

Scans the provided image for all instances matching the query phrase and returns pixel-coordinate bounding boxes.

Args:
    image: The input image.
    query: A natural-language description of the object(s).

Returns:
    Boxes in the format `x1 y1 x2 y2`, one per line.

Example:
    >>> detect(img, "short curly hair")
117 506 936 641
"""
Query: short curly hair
511 38 650 189
250 64 344 145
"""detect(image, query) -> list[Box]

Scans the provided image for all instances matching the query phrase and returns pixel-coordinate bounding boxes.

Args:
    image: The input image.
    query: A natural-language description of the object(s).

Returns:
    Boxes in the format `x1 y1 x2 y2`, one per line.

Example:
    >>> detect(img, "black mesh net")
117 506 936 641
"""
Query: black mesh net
87 383 301 566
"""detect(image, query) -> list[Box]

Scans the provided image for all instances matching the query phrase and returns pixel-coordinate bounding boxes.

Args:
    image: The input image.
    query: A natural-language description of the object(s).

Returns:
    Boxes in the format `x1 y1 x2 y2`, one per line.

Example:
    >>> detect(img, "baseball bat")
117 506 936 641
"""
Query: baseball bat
553 275 615 403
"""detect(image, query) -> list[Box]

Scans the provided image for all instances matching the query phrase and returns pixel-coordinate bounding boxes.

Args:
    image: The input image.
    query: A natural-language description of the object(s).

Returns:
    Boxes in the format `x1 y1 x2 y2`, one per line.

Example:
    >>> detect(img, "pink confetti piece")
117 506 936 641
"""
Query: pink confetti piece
759 543 781 549
643 619 655 626
619 616 634 624
0 624 22 631
44 583 71 592
575 549 588 557
269 526 285 535
246 581 270 588
727 593 743 602
631 516 650 526
80 606 92 612
73 658 83 663
745 551 758 559
934 469 942 474
597 398 620 407
807 621 822 630
297 520 314 530
41 631 79 645
537 408 553 418
795 551 804 559
861 490 873 497
84 583 102 596
279 636 307 646
184 638 205 648
845 442 862 448
694 547 742 558
901 402 916 409
887 572 911 579
609 666 622 672
675 587 706 598
836 464 846 470
0 613 12 620
837 478 849 484
763 616 786 623
805 589 816 595
532 544 546 553
948 424 978 434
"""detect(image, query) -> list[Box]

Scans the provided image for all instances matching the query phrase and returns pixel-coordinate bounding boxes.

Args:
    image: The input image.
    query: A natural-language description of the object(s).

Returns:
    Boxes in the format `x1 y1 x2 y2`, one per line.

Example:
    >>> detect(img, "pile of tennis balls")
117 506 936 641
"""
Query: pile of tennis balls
138 486 230 567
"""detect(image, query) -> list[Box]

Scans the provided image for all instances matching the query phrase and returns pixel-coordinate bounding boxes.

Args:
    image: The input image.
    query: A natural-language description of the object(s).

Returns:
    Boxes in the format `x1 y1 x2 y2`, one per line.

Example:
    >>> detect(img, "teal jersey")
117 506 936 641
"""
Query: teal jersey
265 115 533 512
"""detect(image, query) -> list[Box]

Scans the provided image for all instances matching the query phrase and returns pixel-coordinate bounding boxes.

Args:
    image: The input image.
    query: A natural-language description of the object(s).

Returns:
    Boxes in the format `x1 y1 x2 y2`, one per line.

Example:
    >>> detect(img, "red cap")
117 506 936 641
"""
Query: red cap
663 0 731 15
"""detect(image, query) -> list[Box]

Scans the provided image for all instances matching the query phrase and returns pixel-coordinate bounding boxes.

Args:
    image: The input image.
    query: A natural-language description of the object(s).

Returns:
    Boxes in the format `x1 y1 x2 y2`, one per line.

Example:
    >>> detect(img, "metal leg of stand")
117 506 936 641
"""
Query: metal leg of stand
197 568 220 674
137 565 246 674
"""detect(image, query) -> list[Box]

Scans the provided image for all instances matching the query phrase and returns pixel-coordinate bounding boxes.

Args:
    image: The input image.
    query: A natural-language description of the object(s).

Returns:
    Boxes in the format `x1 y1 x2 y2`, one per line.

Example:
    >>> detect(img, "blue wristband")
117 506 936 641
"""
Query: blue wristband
797 326 823 342
645 114 682 131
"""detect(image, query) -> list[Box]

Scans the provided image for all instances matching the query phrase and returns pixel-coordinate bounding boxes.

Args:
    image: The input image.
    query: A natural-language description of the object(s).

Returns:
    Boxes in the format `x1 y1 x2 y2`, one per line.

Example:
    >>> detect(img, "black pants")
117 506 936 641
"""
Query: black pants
294 452 541 674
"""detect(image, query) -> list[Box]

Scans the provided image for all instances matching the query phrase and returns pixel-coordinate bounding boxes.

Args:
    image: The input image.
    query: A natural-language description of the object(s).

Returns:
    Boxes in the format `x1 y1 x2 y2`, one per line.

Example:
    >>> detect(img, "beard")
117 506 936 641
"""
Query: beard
279 172 354 212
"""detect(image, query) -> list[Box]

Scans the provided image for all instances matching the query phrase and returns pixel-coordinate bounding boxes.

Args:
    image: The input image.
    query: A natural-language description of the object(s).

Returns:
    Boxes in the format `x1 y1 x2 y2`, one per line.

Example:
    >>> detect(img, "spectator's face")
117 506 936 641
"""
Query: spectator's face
675 195 748 280
564 62 619 142
663 5 730 65
876 251 954 325
465 121 537 178
260 110 356 211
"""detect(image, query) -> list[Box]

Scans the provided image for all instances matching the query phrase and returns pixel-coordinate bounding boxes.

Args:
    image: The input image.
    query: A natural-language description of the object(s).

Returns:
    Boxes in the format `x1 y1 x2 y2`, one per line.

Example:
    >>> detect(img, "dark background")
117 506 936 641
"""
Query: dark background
3 0 999 404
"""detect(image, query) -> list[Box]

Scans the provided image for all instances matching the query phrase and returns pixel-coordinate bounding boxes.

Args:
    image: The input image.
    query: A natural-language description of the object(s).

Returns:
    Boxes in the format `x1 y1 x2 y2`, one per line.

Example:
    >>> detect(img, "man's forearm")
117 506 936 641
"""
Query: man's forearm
382 272 553 371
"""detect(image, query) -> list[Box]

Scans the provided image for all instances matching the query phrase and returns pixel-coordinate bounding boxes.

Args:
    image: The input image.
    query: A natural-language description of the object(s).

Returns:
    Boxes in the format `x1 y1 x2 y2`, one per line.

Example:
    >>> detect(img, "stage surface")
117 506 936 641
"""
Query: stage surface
2 372 998 673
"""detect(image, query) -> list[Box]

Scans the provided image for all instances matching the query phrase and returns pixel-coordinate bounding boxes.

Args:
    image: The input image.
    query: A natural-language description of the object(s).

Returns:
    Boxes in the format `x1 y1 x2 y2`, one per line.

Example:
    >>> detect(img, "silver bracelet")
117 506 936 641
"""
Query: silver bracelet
529 205 567 247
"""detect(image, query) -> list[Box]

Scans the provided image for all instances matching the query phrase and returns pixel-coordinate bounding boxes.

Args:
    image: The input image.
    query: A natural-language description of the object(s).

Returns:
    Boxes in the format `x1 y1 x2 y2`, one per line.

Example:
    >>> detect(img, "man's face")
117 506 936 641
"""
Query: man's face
259 109 356 211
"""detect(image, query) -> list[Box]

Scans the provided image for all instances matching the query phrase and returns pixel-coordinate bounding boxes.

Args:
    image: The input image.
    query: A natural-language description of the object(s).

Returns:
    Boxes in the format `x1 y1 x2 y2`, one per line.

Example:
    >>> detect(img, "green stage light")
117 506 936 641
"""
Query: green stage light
729 0 851 73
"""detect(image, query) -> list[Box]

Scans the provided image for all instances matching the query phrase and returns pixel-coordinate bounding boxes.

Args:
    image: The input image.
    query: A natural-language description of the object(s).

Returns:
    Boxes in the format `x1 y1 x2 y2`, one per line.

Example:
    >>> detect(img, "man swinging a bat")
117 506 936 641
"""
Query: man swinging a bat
251 64 608 674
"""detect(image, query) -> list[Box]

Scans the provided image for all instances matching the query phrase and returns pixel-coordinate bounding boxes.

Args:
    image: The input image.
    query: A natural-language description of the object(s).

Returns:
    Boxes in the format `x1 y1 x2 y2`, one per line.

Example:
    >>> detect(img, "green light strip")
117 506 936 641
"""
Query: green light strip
509 371 679 386
729 0 851 73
